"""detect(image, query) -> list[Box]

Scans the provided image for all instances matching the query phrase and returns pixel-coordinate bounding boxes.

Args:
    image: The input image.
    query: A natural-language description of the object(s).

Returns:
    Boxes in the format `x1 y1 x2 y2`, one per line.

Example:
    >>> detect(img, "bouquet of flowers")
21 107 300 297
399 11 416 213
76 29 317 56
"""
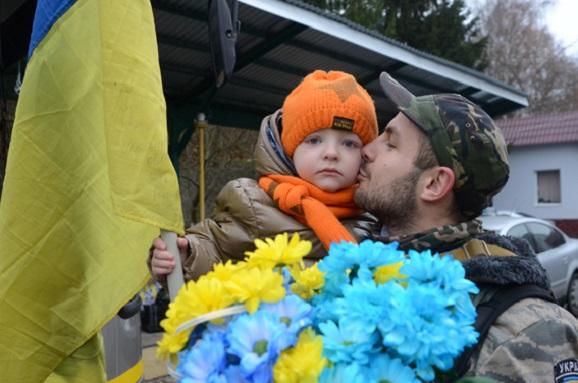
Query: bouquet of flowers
157 233 480 383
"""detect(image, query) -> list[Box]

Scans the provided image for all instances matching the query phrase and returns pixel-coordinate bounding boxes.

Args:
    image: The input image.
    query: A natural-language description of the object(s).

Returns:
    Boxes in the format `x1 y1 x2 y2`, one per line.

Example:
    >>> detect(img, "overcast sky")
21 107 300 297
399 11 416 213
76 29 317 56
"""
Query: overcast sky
545 0 578 56
467 0 578 57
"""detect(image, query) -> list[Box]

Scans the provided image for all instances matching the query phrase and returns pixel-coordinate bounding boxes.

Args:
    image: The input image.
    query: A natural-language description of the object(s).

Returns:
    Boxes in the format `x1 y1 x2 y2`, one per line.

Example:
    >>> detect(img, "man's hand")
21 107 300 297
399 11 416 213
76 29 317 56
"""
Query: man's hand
150 236 189 278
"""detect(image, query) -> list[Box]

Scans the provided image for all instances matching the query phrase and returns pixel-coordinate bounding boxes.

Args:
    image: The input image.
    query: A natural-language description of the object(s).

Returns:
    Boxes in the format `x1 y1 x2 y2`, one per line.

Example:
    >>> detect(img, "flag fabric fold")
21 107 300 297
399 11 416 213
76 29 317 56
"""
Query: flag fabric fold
0 0 184 380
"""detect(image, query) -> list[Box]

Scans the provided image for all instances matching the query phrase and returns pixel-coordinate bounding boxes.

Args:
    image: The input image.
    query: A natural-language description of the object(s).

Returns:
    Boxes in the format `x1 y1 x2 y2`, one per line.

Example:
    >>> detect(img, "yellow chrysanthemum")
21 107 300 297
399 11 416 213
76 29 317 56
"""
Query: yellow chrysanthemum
245 233 312 269
156 330 189 359
157 276 236 356
273 327 327 383
374 261 406 284
225 267 285 313
290 263 325 299
206 260 246 282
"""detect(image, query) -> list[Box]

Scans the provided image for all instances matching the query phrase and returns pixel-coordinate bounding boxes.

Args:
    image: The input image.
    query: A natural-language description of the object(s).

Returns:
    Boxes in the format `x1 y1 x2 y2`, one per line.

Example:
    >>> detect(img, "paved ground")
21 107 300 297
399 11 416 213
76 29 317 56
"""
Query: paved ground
144 376 175 383
144 377 175 383
141 332 176 383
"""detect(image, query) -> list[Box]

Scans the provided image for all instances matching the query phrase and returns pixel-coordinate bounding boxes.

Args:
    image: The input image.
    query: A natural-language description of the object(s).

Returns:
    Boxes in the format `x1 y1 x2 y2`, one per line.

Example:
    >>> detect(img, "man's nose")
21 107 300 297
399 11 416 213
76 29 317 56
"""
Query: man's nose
361 144 372 163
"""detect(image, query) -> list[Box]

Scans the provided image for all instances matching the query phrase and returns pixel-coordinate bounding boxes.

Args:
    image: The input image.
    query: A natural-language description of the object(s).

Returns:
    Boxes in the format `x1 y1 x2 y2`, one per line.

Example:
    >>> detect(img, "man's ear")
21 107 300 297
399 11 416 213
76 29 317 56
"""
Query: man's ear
419 166 455 202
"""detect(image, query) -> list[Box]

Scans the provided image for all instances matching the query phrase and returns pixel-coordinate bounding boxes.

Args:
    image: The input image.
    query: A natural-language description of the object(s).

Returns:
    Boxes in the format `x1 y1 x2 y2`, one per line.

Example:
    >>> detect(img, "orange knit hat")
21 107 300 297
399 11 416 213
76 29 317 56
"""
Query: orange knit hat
281 70 378 157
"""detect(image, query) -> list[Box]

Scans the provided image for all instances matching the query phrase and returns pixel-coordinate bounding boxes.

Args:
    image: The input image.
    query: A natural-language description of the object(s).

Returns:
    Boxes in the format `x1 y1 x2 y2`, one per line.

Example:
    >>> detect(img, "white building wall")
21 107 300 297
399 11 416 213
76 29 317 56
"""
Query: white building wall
492 143 578 219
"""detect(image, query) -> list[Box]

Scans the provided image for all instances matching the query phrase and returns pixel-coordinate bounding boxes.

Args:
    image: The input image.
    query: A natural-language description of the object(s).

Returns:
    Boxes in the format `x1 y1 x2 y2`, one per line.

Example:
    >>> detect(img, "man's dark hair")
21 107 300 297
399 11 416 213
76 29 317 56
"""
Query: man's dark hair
414 129 463 219
414 130 437 170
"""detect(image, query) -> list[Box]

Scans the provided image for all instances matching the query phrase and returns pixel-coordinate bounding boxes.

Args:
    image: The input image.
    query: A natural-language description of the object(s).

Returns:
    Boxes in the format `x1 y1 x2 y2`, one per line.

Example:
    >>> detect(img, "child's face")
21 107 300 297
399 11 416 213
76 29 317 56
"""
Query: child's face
293 128 363 192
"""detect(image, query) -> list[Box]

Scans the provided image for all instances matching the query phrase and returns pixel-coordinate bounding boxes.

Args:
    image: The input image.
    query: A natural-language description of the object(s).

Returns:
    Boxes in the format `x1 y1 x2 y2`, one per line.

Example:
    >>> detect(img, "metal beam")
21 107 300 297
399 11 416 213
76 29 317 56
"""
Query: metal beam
157 33 208 52
208 100 273 130
161 61 208 76
285 40 365 70
234 23 308 72
227 77 289 97
151 0 205 21
183 22 308 101
253 58 309 77
358 62 406 87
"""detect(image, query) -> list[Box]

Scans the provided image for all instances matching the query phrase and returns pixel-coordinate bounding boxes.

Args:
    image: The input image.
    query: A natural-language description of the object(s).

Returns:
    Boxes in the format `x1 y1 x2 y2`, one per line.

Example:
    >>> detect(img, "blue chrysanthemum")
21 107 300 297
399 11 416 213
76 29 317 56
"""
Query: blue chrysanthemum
226 310 288 381
402 250 479 295
281 267 293 290
319 362 367 383
317 269 350 298
311 292 341 323
259 294 313 347
335 278 389 332
369 354 419 383
318 241 360 274
319 241 405 277
357 240 405 268
223 365 250 383
319 319 380 364
177 330 227 383
376 254 479 380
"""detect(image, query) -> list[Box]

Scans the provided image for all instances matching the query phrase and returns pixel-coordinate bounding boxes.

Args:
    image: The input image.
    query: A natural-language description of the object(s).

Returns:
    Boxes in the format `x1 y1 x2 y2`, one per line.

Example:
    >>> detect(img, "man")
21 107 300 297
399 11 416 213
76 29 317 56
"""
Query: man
355 72 578 382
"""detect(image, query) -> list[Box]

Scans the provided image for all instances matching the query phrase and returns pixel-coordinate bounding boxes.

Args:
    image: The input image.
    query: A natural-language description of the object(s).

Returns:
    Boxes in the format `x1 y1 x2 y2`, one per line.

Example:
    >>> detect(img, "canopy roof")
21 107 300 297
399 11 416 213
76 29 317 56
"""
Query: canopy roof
154 0 528 127
2 0 529 129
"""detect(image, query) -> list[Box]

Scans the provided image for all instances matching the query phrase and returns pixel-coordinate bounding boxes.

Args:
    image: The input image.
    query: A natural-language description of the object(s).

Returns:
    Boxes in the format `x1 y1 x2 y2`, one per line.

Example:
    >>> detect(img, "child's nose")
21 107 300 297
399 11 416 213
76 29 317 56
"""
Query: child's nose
323 144 339 160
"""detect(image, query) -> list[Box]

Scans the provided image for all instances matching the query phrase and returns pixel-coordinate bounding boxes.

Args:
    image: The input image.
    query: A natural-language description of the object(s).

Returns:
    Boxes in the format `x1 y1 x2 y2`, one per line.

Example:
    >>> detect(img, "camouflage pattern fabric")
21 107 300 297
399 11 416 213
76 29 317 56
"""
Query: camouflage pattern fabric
384 219 484 252
382 220 578 383
379 72 510 219
470 295 578 383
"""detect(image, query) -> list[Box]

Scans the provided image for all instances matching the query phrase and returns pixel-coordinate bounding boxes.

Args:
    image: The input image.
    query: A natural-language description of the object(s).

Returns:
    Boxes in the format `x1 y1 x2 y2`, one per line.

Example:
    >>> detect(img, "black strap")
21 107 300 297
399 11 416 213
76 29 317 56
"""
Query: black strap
453 284 556 377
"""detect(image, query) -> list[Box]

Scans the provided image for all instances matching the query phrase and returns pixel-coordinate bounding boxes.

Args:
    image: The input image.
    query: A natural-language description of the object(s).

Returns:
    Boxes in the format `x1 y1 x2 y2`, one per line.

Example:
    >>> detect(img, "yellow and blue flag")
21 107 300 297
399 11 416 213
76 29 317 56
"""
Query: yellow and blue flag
0 0 184 381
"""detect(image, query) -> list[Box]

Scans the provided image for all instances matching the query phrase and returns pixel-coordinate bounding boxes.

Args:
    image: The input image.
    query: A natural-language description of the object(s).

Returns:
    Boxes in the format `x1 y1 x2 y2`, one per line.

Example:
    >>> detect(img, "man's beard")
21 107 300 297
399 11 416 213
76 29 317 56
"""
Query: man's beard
355 168 421 234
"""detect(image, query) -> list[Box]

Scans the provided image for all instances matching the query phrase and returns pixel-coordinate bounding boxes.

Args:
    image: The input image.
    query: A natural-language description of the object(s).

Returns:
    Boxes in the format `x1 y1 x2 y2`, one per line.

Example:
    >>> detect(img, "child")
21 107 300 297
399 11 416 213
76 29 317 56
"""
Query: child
149 70 378 282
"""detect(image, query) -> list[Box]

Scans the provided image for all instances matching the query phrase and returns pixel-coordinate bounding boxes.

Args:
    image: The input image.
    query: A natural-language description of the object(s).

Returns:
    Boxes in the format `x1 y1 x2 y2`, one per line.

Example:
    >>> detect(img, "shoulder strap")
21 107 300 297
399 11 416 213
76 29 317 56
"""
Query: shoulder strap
447 238 516 261
453 284 556 377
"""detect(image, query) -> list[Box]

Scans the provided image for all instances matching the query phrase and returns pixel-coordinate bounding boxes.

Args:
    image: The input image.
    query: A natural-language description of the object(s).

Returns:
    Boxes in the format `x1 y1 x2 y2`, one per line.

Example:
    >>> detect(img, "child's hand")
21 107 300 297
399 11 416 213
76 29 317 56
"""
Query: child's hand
150 236 189 278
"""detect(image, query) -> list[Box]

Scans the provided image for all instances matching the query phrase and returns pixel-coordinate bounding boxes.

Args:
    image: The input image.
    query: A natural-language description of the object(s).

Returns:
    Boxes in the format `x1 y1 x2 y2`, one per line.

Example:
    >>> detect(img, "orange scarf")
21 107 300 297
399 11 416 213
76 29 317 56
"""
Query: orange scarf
259 174 362 249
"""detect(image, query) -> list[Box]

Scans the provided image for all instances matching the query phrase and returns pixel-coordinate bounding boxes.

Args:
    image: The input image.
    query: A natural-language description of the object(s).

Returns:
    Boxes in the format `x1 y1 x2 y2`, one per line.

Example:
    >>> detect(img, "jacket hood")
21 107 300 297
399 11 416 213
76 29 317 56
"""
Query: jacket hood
254 109 297 177
464 232 551 290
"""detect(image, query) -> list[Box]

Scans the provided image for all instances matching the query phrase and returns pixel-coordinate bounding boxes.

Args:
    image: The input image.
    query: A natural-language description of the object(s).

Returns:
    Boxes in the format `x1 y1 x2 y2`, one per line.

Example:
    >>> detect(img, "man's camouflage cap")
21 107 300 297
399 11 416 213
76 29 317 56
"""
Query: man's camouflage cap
379 71 510 219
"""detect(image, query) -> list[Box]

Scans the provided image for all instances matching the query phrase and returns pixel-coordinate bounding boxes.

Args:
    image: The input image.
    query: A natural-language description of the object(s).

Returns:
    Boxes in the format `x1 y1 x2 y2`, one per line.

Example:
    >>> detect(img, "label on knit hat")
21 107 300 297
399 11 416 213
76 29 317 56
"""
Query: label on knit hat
331 116 354 131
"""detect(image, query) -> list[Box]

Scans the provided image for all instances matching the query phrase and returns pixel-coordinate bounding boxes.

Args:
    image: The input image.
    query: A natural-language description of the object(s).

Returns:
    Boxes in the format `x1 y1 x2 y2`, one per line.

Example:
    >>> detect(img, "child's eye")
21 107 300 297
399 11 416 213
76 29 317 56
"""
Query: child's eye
343 139 361 149
305 136 321 145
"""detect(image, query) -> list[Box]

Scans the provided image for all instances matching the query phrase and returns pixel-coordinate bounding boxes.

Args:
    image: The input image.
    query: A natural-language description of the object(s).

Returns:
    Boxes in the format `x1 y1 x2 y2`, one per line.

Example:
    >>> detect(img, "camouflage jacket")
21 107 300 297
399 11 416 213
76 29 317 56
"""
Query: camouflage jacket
382 220 578 383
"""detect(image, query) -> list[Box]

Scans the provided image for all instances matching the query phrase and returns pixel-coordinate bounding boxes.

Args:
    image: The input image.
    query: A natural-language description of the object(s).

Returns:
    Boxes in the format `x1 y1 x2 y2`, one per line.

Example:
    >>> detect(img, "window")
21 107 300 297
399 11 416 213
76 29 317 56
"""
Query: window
536 170 561 204
507 224 538 253
526 222 565 253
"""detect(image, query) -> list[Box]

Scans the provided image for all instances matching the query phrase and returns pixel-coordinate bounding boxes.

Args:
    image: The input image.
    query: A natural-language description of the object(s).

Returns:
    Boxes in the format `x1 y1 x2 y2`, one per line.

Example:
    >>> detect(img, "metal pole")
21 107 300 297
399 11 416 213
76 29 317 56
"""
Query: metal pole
196 113 208 221
162 230 184 301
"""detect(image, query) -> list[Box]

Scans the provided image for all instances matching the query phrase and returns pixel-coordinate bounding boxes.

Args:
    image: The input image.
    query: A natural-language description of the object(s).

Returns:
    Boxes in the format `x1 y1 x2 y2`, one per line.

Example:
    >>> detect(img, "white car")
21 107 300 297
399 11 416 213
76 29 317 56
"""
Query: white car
479 215 578 316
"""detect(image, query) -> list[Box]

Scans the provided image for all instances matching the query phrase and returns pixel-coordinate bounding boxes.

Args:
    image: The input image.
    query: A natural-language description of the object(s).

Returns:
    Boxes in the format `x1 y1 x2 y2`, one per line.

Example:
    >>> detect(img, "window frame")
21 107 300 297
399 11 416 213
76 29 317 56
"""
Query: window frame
535 169 561 206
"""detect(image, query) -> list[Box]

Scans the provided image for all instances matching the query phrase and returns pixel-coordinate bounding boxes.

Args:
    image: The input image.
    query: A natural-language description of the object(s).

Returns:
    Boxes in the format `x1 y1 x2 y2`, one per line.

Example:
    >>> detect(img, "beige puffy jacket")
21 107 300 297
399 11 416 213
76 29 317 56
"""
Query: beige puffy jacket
165 109 377 282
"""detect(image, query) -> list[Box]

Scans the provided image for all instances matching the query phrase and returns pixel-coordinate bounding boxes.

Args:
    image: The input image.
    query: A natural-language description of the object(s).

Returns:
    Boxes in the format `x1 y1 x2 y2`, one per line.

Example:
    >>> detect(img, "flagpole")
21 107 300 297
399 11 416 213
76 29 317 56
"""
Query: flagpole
162 230 184 300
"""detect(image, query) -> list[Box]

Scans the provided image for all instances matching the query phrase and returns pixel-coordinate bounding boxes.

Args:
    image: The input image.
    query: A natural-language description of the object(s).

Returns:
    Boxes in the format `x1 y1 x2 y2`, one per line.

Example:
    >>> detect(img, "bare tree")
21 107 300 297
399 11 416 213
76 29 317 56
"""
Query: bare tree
178 125 258 226
475 0 578 115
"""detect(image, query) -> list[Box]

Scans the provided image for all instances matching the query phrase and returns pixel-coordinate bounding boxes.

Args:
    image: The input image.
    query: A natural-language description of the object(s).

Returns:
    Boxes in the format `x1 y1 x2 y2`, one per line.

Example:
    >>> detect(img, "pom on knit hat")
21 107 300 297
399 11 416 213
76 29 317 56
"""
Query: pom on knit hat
281 70 378 157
